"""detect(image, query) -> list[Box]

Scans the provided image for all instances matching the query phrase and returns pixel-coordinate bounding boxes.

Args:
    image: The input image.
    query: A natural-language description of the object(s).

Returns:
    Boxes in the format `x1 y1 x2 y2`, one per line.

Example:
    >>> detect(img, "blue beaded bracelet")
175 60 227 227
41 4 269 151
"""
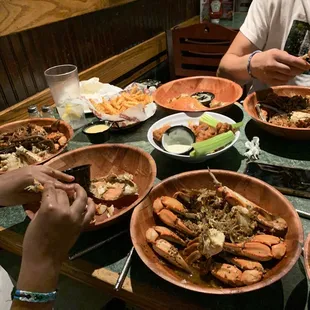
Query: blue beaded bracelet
11 288 57 303
247 50 262 78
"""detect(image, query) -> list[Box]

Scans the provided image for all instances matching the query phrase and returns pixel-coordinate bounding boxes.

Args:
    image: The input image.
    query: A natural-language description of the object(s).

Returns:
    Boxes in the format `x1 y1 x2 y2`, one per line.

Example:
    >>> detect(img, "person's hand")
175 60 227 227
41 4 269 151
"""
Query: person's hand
0 166 75 206
250 48 310 86
16 183 95 293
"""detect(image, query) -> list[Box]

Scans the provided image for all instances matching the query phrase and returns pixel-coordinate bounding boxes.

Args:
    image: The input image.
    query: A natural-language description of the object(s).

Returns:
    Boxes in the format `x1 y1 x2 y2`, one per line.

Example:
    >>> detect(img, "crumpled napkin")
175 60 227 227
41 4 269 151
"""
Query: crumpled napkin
244 137 260 160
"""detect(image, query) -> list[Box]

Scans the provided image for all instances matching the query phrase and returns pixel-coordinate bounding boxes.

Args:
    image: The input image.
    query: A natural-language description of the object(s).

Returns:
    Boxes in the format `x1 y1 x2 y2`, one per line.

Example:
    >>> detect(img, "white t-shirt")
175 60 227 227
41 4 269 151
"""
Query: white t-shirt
0 265 13 309
240 0 310 92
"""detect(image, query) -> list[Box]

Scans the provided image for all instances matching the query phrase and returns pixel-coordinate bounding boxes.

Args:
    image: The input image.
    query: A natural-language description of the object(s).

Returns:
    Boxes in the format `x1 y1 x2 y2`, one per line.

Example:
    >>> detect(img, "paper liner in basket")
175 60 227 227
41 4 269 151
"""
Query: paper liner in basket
87 83 157 123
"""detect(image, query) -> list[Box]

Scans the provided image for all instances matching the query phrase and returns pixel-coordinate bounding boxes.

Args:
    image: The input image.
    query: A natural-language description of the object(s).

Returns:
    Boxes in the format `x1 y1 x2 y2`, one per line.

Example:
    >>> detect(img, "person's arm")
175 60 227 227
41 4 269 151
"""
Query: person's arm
217 0 310 86
217 32 258 85
217 33 310 86
11 183 95 309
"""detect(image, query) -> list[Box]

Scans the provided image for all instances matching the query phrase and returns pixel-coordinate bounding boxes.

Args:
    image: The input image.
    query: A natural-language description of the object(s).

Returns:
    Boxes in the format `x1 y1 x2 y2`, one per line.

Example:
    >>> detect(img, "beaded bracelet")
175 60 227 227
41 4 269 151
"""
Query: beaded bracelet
247 50 262 78
11 288 57 303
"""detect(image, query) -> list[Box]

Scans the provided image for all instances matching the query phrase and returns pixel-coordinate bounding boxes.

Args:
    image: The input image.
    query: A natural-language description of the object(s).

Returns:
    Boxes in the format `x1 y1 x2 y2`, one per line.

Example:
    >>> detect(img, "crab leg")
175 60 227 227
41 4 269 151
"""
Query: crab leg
220 254 264 272
158 209 196 237
152 197 196 237
146 227 191 273
146 226 186 246
24 179 44 193
211 262 263 287
207 170 288 236
223 241 273 262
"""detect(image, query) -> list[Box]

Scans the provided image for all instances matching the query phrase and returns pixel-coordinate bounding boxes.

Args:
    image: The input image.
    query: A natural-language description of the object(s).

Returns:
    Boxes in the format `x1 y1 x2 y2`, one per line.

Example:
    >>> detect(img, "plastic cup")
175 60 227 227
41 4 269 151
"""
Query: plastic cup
44 65 87 129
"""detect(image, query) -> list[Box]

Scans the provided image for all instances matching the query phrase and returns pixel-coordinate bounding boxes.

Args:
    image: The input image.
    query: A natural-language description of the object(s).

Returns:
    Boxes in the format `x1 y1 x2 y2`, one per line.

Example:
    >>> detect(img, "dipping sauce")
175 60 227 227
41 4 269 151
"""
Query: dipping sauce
164 144 193 154
162 126 195 155
84 124 109 134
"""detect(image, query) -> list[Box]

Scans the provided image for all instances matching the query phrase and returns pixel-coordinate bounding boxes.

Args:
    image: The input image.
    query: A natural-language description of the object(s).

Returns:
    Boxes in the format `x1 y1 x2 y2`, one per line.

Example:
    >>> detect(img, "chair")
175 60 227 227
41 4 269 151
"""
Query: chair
167 22 238 80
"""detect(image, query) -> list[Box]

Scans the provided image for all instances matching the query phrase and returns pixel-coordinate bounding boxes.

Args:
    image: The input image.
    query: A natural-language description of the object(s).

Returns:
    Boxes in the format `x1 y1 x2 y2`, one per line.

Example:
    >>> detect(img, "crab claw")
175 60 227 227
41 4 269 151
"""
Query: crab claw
146 226 186 246
151 238 191 273
251 235 287 260
157 209 196 237
220 254 264 272
152 197 196 237
211 263 263 287
223 234 286 262
161 196 186 214
183 237 203 265
223 241 273 262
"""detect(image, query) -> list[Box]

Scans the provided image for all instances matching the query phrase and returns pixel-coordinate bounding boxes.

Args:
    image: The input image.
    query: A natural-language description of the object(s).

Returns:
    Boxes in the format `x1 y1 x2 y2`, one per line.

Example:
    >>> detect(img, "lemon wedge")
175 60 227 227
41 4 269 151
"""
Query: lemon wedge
61 104 82 121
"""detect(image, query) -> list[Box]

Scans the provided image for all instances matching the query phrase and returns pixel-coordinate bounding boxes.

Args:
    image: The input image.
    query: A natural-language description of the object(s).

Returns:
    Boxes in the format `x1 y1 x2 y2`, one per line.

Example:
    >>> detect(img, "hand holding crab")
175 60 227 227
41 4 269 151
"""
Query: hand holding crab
0 166 75 206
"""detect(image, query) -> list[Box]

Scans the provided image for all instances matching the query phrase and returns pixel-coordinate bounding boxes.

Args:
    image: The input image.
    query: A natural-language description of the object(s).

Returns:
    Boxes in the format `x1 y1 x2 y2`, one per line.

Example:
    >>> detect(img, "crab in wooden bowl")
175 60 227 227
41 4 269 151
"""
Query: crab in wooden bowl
153 76 243 114
303 233 310 279
0 118 73 173
243 86 310 140
130 170 303 294
24 144 156 230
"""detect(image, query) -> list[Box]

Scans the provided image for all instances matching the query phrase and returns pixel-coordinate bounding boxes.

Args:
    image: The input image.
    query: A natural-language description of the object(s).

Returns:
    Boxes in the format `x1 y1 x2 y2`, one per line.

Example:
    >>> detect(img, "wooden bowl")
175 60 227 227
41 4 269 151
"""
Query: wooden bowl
130 169 303 294
0 118 73 173
243 86 310 140
153 76 243 113
303 233 310 279
25 144 156 230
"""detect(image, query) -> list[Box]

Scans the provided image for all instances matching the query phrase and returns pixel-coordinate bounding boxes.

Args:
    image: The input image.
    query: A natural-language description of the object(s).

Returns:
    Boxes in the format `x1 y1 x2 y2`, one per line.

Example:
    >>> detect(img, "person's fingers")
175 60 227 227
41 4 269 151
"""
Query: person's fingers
272 62 301 77
40 182 57 210
55 189 70 208
70 184 88 214
276 52 310 71
42 167 75 183
54 180 76 192
82 198 96 227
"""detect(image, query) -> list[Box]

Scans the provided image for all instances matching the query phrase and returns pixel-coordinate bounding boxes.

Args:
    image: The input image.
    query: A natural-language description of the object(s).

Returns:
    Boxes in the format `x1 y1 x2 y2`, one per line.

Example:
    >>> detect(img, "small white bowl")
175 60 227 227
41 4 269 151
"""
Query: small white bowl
147 112 240 163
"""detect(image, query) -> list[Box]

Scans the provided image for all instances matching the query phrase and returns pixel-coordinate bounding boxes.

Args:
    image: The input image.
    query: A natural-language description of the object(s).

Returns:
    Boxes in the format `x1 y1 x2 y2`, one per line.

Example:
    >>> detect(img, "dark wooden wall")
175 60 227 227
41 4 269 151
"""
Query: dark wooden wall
0 0 199 111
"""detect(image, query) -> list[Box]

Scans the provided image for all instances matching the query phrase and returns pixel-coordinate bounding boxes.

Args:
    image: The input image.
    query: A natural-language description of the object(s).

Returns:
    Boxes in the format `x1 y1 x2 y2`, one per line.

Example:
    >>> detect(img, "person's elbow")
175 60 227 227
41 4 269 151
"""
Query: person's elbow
216 59 226 78
216 54 231 79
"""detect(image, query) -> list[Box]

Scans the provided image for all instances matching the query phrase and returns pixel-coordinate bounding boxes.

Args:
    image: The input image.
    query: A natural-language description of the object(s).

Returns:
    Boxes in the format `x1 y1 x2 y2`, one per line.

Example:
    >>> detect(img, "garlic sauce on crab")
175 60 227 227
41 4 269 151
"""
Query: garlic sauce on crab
146 170 287 288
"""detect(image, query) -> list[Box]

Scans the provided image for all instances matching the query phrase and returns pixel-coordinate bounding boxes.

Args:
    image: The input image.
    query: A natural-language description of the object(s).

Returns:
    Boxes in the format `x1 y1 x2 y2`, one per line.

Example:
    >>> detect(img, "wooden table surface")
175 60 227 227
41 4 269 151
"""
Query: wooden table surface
1 104 310 310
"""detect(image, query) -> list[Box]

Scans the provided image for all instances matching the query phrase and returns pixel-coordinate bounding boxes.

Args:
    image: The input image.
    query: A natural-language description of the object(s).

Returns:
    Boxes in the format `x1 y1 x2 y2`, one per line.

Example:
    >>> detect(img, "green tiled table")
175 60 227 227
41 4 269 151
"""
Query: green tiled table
219 12 247 30
0 104 309 309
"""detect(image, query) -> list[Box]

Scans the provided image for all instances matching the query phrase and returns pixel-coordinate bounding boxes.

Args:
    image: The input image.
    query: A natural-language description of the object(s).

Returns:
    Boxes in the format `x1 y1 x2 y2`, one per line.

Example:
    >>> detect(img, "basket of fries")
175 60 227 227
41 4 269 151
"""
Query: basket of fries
88 83 157 127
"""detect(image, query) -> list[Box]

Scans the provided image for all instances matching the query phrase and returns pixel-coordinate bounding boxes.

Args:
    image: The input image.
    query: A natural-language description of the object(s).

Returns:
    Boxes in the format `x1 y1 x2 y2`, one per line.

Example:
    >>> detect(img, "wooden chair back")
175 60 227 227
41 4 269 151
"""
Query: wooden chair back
167 22 237 79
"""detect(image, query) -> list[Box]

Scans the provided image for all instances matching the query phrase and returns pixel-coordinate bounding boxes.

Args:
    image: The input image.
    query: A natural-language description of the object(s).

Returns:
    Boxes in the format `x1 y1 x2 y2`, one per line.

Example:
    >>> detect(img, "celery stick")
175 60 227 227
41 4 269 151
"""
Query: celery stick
231 121 243 129
200 113 243 130
200 114 218 127
190 150 196 157
190 131 235 157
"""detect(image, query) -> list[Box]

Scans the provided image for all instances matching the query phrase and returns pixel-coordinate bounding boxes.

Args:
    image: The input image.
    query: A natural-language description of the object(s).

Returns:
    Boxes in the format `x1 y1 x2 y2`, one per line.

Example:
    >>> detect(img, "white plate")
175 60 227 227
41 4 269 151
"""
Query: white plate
147 112 240 163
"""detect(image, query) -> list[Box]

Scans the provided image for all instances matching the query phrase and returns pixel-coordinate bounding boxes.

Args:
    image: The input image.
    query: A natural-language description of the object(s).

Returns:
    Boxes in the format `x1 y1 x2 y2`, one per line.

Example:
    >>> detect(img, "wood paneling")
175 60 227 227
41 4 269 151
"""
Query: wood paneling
0 0 138 37
0 0 199 112
0 16 199 124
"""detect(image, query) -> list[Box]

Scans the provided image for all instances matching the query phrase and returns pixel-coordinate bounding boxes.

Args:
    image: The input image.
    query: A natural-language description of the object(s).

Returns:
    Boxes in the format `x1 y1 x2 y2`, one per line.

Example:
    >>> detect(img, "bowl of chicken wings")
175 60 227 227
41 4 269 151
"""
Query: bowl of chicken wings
147 112 241 163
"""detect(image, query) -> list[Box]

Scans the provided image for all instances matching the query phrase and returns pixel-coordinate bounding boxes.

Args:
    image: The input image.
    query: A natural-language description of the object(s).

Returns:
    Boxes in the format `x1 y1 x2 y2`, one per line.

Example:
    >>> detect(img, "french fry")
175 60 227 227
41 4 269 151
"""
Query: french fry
92 86 152 115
